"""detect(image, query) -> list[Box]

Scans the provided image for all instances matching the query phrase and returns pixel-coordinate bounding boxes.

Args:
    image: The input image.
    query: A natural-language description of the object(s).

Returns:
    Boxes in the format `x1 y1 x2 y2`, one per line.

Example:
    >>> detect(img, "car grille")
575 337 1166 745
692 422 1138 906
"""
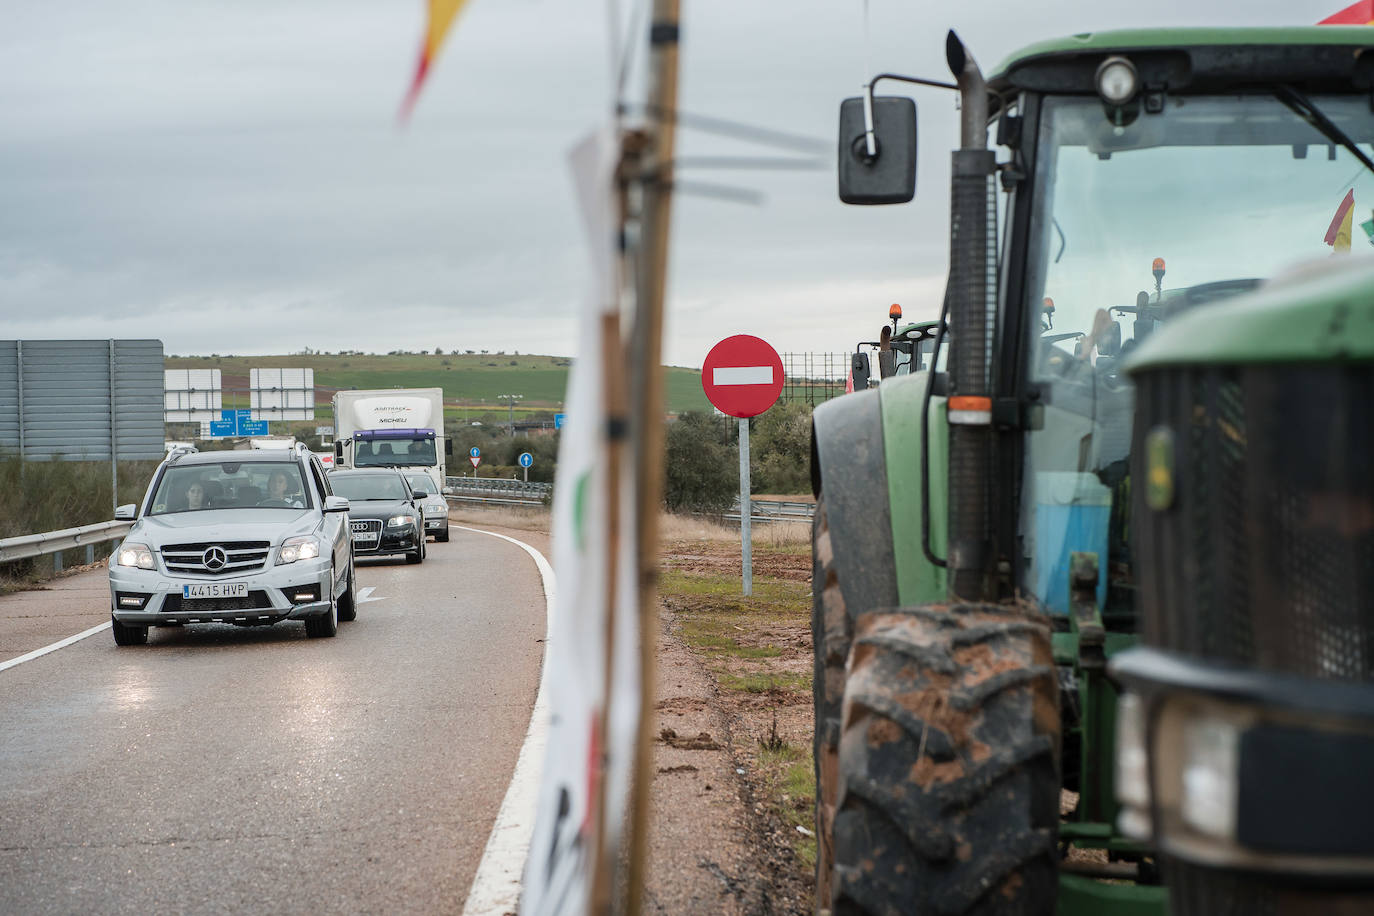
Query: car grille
161 541 271 576
350 519 383 552
163 590 272 612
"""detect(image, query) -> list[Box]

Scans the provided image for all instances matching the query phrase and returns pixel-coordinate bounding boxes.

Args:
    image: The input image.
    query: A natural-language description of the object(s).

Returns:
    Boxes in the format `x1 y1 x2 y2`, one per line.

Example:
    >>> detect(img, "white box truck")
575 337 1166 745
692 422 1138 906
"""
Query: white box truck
331 388 449 492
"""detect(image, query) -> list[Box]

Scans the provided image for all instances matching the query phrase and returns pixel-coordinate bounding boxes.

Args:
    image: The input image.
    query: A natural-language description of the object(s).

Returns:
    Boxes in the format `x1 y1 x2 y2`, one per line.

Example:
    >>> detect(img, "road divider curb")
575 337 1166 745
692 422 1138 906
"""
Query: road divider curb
455 524 555 916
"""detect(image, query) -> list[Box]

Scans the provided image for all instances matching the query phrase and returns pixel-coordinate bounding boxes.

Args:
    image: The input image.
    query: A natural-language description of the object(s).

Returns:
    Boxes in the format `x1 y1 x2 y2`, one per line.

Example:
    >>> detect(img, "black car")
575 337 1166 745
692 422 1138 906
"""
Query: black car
327 469 427 564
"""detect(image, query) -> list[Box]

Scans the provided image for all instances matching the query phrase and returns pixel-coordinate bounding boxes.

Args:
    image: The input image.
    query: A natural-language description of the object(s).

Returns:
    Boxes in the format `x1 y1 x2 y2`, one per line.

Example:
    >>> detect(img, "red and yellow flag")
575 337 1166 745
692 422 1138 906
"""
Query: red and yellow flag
1320 0 1374 24
1326 190 1356 252
399 0 472 120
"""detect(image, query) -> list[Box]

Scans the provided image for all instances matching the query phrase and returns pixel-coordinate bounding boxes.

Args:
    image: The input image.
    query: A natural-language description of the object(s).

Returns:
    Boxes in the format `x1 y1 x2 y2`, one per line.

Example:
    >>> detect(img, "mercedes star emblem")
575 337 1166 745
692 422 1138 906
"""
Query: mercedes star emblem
203 546 227 571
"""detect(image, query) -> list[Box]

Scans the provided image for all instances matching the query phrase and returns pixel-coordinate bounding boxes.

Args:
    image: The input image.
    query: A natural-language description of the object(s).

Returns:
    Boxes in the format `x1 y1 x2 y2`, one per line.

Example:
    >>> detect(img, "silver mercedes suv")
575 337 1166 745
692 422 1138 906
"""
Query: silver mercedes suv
107 443 355 645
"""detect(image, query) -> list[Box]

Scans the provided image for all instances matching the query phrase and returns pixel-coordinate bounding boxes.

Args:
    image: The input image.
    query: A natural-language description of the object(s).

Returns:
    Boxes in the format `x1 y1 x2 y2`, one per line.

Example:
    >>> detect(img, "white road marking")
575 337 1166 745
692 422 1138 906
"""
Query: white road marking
356 586 385 604
0 621 111 674
713 365 773 386
454 524 554 916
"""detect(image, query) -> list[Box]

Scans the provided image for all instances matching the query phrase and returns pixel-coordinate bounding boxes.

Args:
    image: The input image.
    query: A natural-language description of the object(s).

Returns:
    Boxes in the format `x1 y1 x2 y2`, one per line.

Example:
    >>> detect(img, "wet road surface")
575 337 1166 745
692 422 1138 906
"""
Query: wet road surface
0 527 545 915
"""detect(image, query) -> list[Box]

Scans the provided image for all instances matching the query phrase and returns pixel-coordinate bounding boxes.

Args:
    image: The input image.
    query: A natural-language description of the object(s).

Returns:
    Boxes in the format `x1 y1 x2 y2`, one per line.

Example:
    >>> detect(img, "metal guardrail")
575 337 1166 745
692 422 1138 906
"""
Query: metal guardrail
740 500 815 519
0 520 133 571
444 477 551 507
445 476 551 496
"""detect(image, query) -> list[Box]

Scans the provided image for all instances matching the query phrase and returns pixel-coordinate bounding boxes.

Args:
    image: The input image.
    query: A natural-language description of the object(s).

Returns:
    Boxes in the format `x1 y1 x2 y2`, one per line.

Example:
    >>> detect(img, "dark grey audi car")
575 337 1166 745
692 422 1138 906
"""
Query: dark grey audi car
327 469 427 564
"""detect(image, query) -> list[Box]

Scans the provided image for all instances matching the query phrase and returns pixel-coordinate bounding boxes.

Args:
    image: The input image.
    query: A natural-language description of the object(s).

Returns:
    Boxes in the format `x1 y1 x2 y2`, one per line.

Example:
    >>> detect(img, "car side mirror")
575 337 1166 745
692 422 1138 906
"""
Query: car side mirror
412 490 429 500
850 352 872 392
323 495 350 513
838 96 917 205
114 504 137 520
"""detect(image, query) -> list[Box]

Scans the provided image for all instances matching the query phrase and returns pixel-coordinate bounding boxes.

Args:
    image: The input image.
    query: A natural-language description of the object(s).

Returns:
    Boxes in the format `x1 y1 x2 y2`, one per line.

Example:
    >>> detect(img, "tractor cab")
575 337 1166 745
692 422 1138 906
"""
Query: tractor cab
849 308 944 390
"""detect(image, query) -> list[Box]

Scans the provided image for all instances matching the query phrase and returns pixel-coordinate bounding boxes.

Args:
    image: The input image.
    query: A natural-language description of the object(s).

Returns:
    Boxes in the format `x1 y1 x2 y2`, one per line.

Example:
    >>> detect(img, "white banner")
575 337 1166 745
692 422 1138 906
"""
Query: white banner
521 129 640 915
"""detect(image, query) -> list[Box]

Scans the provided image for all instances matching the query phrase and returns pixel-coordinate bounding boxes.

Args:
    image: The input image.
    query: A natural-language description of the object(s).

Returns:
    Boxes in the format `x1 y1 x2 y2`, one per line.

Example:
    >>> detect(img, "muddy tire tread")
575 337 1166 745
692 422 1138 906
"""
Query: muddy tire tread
832 605 1059 916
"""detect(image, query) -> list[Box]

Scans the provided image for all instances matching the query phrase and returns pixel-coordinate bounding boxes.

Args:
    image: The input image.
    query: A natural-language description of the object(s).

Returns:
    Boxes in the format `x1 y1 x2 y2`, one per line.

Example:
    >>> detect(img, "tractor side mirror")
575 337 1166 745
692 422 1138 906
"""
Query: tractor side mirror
851 352 872 392
838 96 917 205
333 440 343 460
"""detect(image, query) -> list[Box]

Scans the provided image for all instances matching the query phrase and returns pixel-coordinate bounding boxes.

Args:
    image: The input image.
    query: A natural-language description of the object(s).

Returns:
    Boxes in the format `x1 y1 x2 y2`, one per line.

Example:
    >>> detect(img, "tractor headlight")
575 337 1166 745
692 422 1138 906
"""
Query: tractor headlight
116 542 156 570
1180 714 1241 840
1095 56 1138 106
1114 691 1152 840
276 536 320 565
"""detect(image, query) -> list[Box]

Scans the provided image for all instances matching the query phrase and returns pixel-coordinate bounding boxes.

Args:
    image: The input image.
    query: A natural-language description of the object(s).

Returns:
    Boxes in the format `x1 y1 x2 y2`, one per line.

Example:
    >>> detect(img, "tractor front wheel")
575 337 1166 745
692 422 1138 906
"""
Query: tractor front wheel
811 495 851 907
832 604 1060 916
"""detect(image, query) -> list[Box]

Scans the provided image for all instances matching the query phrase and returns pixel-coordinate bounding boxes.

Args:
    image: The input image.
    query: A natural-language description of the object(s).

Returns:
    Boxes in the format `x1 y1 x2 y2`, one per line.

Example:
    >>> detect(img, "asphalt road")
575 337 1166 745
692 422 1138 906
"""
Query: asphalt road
0 527 546 915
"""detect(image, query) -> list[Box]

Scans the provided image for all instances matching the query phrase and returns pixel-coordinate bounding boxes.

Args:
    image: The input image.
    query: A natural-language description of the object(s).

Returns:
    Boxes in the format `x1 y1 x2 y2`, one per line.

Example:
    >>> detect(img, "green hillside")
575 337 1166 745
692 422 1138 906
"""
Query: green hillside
165 352 713 414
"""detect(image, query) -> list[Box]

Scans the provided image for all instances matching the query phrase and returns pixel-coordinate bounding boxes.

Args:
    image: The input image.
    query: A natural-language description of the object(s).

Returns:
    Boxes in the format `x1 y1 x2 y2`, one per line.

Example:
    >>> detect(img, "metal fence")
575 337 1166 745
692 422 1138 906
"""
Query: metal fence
780 353 849 408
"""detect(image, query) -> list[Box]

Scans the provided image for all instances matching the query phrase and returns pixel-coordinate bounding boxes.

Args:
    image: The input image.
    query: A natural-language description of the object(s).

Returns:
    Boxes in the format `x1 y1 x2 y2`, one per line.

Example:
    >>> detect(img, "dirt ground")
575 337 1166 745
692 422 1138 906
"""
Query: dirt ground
456 507 815 914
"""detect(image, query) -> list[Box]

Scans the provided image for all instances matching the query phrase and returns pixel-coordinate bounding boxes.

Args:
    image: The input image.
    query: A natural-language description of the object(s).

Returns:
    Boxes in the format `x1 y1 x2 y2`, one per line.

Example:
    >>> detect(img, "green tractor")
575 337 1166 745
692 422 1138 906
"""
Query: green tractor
810 26 1374 915
848 307 944 391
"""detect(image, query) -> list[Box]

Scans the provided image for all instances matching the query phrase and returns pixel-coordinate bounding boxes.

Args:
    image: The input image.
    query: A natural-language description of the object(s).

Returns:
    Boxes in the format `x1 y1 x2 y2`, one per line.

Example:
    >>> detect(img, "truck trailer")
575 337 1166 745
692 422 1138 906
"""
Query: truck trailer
331 388 450 492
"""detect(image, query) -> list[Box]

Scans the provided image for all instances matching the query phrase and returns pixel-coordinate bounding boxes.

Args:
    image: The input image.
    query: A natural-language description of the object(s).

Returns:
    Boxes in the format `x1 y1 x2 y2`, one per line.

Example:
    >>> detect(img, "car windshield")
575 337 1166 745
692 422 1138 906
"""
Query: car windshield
331 475 407 501
149 462 310 515
405 475 432 494
1020 92 1374 616
354 436 437 468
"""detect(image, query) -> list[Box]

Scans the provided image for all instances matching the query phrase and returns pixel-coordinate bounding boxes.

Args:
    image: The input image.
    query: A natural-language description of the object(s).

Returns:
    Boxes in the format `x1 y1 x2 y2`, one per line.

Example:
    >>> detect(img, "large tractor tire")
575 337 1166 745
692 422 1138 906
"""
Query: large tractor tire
812 496 852 907
832 604 1060 916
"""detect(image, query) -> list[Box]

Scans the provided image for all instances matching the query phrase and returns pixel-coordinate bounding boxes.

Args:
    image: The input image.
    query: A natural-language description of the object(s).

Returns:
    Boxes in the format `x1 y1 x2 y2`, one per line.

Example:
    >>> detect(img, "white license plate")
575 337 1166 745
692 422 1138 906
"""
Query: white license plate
182 583 248 599
352 534 378 544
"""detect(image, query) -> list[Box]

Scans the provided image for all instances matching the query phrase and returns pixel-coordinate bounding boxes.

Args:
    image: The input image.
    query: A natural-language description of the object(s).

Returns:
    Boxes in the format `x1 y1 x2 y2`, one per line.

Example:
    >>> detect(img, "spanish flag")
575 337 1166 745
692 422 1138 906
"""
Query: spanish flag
1326 190 1355 252
400 0 472 120
1320 0 1374 24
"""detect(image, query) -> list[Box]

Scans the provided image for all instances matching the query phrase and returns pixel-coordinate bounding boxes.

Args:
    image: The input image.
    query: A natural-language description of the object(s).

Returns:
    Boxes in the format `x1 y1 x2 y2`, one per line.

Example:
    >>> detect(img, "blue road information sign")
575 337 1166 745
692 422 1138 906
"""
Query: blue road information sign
210 409 268 437
469 446 481 459
554 413 566 429
518 452 534 468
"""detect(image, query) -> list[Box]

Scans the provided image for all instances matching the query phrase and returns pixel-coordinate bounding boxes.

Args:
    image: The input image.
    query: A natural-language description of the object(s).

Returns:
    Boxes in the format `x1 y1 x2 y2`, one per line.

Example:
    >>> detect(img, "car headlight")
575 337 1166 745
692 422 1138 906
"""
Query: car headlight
386 515 412 528
423 503 446 516
116 542 156 570
277 536 321 565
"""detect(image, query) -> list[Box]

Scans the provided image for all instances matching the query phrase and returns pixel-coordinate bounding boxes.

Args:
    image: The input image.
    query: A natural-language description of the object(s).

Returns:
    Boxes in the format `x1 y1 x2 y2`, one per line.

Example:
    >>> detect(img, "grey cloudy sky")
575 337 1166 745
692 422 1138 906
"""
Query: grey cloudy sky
0 0 1344 368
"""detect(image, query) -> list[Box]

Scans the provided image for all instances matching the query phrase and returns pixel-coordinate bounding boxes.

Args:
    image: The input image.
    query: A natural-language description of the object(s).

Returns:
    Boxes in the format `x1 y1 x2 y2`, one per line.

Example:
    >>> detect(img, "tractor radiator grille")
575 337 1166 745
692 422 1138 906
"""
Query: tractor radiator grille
1132 364 1374 683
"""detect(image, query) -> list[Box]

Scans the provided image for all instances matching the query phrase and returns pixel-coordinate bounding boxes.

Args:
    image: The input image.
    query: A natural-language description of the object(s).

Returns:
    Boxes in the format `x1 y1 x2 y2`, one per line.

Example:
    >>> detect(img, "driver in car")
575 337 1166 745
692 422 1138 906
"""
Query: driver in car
265 471 305 508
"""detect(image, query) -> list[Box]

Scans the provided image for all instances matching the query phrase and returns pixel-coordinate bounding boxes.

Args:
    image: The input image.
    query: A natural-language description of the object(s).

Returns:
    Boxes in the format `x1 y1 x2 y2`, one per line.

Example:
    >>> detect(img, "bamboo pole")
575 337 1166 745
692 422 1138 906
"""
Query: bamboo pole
623 0 681 911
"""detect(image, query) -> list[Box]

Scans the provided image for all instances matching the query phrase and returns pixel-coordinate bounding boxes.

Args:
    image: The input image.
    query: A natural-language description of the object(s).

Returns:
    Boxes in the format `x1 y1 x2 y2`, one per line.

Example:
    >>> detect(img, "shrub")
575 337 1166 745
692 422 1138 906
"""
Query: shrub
664 412 736 513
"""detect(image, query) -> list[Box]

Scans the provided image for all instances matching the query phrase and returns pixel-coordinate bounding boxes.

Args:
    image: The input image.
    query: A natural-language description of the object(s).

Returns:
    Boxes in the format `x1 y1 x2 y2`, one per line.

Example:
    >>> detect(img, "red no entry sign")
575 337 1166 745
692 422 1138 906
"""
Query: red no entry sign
701 335 784 418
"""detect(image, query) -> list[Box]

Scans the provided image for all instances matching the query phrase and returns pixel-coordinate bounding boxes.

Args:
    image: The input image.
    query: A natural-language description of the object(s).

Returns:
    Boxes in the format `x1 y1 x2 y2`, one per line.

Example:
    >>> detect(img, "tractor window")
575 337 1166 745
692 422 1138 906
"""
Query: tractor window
1019 92 1374 617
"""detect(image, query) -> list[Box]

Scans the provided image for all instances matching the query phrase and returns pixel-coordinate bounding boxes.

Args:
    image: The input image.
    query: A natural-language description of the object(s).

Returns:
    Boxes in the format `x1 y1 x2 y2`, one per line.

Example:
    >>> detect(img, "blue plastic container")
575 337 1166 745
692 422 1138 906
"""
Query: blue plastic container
1030 472 1111 615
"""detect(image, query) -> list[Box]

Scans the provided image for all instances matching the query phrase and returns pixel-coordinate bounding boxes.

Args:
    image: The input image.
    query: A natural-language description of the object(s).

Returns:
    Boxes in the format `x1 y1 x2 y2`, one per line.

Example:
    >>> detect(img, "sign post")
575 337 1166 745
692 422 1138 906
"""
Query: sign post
518 451 534 482
700 334 784 597
469 446 481 476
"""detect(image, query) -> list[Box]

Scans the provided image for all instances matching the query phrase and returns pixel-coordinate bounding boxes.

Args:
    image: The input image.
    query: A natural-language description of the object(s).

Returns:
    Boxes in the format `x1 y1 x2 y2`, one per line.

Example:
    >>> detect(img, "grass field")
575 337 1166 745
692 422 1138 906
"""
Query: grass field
165 352 713 414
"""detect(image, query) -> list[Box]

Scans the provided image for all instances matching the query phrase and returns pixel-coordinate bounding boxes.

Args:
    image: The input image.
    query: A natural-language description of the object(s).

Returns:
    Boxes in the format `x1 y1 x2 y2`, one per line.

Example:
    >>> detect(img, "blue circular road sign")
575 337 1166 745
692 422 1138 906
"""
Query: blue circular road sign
469 446 481 459
518 452 533 468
